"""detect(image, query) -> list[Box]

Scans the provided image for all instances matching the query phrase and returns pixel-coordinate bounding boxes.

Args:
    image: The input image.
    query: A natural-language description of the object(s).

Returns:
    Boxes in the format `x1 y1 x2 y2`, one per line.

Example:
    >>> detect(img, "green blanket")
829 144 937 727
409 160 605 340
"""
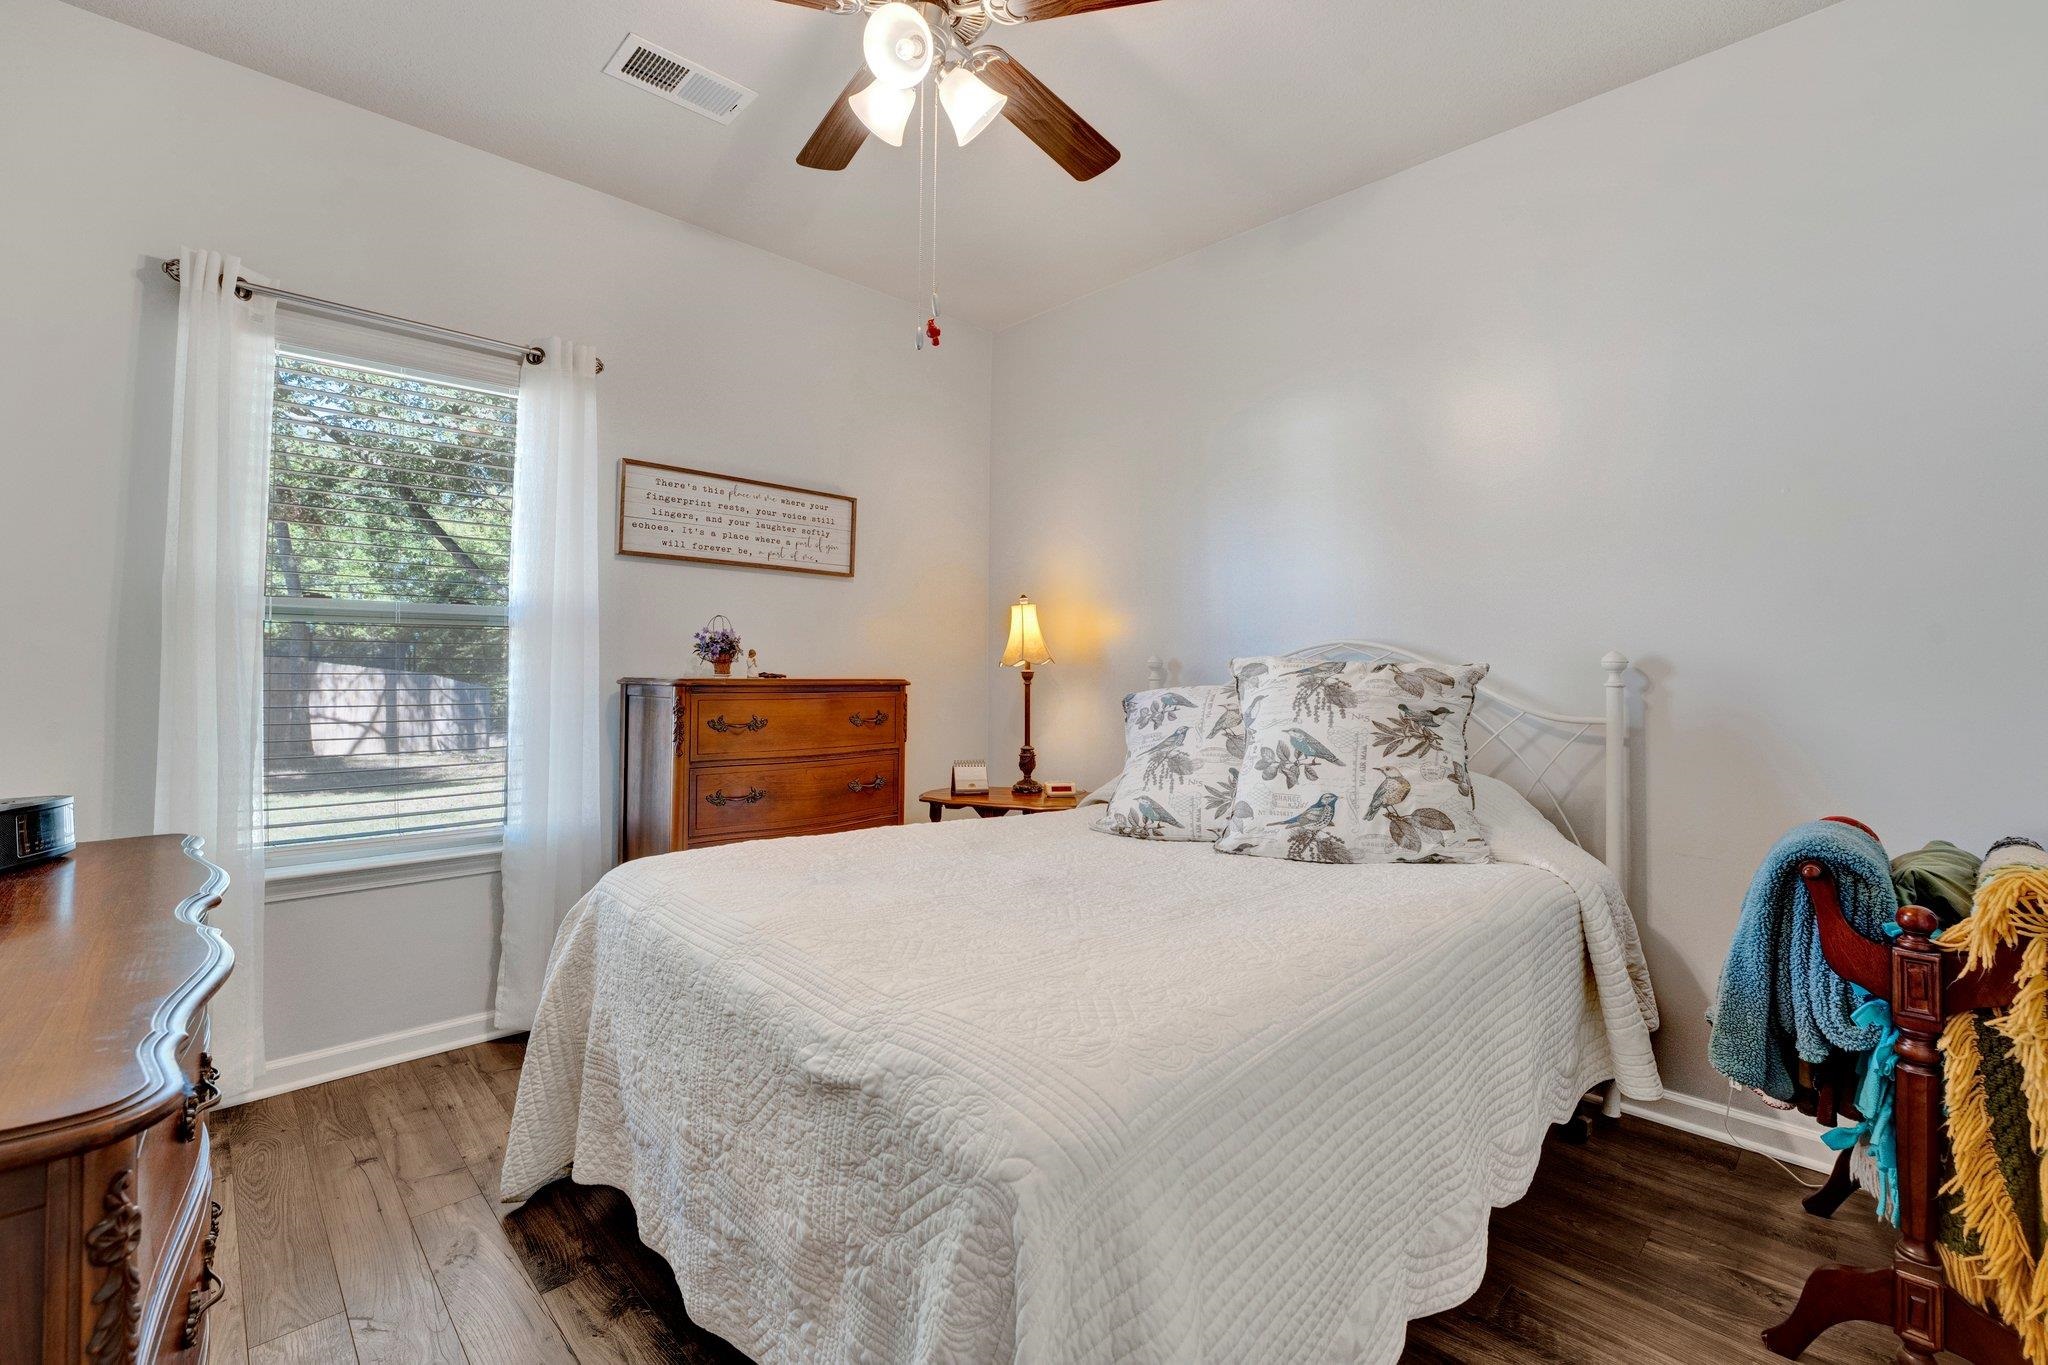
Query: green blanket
1894 839 1979 925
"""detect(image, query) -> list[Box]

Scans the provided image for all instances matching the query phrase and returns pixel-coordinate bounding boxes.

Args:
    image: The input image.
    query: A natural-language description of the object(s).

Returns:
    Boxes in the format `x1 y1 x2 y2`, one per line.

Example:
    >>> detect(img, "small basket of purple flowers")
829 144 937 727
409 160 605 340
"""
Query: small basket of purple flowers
693 616 742 676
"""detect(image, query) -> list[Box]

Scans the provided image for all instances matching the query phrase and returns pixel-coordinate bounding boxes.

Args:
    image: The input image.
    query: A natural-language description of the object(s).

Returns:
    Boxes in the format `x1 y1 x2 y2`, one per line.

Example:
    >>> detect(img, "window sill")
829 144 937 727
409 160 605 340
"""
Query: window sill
265 838 504 902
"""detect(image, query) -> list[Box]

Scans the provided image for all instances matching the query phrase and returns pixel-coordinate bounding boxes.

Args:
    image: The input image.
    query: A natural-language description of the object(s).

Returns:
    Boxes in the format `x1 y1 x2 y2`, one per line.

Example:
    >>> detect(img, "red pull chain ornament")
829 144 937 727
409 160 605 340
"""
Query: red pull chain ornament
926 317 942 347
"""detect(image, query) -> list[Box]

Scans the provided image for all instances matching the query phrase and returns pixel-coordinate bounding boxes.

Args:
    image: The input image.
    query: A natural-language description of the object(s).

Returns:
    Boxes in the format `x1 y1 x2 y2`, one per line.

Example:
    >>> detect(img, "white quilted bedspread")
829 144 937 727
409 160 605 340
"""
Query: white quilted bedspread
501 776 1661 1364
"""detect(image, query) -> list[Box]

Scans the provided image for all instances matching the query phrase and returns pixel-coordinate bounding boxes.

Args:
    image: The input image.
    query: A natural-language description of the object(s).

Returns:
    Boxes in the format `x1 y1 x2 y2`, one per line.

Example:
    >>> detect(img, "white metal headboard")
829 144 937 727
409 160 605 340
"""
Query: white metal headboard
1144 644 1630 880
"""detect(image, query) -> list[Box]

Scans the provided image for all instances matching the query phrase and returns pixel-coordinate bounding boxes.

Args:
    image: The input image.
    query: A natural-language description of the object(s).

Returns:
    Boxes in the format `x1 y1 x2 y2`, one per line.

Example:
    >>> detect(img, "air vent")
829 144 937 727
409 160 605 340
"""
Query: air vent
604 34 757 125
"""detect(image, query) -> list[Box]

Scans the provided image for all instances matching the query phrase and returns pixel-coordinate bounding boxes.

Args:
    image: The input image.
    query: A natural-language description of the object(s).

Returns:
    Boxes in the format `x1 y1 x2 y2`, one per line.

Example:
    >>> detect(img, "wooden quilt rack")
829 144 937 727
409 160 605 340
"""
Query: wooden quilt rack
1763 816 2028 1365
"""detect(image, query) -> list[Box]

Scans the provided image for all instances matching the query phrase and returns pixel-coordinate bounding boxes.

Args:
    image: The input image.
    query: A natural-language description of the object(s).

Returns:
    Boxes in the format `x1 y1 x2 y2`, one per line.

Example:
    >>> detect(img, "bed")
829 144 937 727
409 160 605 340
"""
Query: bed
500 643 1663 1363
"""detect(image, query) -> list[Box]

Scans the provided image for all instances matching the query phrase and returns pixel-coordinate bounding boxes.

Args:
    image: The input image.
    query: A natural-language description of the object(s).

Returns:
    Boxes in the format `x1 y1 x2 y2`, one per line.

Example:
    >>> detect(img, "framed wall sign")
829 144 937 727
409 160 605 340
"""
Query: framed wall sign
617 458 856 577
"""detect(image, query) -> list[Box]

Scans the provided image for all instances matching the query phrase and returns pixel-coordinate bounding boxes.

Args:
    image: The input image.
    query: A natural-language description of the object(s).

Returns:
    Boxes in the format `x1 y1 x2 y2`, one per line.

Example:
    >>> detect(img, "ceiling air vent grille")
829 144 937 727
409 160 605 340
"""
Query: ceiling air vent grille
622 46 688 92
604 34 757 125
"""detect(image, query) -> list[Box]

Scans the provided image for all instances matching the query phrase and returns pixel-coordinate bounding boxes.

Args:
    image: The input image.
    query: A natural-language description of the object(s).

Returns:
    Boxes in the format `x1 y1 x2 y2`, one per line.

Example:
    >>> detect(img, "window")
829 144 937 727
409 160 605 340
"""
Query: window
262 319 519 860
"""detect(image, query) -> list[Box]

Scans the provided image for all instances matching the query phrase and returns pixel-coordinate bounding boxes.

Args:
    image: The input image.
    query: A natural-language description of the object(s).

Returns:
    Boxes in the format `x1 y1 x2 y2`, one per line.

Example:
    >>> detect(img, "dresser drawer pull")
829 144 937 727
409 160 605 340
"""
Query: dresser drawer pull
706 787 767 807
848 775 890 794
180 1199 225 1348
178 1051 221 1142
706 713 769 735
849 710 889 728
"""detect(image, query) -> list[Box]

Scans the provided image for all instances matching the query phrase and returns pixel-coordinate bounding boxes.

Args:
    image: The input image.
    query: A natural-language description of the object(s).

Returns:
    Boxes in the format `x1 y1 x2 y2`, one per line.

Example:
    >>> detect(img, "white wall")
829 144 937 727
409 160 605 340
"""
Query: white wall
0 0 993 1088
989 0 2048 1111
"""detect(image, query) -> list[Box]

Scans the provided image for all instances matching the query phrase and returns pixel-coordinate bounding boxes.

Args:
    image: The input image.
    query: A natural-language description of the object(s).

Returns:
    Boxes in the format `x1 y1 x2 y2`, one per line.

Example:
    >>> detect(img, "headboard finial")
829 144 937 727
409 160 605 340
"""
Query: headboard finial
1602 650 1630 680
1145 656 1166 689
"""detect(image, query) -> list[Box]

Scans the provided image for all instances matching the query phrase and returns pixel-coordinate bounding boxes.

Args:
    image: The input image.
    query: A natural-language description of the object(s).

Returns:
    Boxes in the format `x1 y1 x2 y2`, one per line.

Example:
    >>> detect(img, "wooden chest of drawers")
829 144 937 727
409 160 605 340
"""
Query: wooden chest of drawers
620 677 909 859
0 837 233 1363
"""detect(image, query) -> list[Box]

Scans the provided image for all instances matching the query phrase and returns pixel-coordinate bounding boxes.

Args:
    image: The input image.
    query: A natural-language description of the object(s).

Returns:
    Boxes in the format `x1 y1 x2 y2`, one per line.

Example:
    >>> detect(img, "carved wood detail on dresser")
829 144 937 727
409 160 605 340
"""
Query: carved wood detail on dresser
0 836 234 1362
619 677 910 860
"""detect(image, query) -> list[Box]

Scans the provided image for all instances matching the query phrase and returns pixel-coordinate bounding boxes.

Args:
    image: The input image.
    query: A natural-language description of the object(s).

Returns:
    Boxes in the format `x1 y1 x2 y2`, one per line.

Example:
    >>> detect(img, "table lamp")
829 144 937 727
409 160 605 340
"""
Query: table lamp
1000 594 1053 795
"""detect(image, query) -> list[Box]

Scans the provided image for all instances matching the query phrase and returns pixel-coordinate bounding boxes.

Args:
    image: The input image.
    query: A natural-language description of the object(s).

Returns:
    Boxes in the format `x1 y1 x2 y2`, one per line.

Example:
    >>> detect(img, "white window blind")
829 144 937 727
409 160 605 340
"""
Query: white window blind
262 316 520 855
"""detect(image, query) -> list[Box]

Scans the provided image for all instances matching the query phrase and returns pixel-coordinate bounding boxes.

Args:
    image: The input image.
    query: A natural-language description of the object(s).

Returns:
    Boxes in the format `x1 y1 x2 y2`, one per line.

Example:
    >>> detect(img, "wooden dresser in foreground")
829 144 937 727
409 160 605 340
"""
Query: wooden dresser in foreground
0 837 232 1363
620 677 909 859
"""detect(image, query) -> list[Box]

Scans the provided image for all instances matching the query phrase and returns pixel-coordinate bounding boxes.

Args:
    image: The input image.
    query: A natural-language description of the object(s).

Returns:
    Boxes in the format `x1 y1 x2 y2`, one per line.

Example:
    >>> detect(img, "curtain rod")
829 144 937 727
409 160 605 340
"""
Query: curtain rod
158 258 604 375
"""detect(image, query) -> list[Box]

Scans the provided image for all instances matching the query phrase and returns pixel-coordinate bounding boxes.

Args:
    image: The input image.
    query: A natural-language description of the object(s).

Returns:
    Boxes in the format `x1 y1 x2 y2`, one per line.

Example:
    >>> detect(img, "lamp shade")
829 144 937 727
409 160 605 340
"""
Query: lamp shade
863 2 935 89
849 81 916 146
1001 595 1052 668
939 65 1007 146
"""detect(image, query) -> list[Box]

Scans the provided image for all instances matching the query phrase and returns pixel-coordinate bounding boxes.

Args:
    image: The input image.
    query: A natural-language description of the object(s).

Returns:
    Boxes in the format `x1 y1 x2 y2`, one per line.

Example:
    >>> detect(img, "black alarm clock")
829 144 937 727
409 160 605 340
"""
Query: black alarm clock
0 796 76 872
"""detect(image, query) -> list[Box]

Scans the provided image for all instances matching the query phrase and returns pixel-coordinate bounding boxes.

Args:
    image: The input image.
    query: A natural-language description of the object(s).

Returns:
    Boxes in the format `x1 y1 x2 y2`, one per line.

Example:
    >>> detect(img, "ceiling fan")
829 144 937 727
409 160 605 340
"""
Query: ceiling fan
775 0 1157 181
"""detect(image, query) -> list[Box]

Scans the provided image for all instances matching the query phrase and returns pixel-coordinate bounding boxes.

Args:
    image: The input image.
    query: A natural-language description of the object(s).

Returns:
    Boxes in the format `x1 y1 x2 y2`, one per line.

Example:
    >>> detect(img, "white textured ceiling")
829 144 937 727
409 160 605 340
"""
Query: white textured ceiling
68 0 1836 328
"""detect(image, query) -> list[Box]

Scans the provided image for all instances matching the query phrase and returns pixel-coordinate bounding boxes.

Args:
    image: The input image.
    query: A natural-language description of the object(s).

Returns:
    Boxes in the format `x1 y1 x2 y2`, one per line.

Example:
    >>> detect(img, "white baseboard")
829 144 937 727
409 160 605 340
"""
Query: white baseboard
232 1024 1833 1179
1622 1086 1835 1172
229 1011 521 1106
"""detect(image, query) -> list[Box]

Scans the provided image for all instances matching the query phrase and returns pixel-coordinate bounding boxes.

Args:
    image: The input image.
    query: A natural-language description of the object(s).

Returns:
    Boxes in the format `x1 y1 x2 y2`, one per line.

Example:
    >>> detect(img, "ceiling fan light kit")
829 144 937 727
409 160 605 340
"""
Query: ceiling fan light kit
862 2 936 88
787 0 1132 180
850 79 917 144
780 0 1144 345
938 64 1007 146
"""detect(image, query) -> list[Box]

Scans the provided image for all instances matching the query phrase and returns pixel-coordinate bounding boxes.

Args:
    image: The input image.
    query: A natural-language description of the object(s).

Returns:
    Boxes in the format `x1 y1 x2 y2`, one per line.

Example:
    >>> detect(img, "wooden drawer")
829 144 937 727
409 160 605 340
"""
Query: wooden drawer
135 1049 213 1337
687 754 903 843
136 1117 203 1297
152 1183 220 1362
687 689 904 762
0 1166 42 1363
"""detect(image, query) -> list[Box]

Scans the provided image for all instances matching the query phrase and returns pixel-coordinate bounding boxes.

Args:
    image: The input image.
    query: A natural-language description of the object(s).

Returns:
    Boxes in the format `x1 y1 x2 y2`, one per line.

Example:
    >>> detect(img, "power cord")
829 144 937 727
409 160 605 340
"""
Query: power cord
1725 1082 1823 1189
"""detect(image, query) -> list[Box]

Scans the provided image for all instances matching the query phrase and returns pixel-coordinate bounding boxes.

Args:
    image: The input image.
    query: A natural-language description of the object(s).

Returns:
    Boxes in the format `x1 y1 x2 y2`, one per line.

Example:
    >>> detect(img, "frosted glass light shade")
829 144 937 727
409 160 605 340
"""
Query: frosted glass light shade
863 3 935 89
939 65 1007 146
1001 595 1052 668
849 81 916 146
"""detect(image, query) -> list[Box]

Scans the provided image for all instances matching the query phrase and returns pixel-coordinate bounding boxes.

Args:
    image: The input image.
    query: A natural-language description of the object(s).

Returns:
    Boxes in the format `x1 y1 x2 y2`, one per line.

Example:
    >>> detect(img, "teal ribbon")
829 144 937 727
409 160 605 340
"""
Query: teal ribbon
1820 920 1924 1225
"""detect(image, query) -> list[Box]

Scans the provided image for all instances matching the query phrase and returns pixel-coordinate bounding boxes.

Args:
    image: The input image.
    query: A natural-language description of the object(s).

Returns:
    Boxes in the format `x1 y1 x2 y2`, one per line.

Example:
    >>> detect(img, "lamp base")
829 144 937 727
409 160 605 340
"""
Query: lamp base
1013 740 1041 796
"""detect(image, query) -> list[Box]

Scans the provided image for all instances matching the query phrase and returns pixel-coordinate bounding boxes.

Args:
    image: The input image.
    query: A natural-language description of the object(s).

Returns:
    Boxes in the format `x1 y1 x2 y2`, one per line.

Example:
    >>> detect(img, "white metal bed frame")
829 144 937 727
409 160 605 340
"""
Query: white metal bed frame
1143 641 1633 1119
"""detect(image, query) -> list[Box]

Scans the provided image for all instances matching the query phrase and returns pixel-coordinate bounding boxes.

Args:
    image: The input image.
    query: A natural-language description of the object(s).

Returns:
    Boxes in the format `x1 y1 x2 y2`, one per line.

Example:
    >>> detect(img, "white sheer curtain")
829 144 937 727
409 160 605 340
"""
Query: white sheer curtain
494 340 605 1030
155 248 277 1100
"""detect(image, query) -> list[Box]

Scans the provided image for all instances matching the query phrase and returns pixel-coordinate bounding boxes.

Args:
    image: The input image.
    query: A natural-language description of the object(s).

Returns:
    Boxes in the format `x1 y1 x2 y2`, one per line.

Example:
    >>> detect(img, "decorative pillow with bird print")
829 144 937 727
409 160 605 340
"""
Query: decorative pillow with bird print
1093 684 1246 842
1213 657 1492 865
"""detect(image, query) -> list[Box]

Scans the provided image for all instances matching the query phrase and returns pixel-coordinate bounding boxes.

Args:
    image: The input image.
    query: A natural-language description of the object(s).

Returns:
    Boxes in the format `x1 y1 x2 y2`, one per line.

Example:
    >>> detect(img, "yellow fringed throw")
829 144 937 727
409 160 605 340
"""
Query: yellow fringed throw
1939 865 2048 1364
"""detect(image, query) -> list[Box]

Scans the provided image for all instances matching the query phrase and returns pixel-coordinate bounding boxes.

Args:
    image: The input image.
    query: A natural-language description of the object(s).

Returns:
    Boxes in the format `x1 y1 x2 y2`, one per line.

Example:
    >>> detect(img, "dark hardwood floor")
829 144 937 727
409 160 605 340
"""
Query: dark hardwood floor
210 1039 1931 1362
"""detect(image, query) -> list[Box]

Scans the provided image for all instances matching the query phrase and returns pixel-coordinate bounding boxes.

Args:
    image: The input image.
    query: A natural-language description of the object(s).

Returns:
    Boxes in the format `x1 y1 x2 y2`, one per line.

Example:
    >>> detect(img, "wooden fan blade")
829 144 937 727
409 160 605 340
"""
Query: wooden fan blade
1014 0 1165 19
978 57 1120 181
796 68 874 171
769 0 851 9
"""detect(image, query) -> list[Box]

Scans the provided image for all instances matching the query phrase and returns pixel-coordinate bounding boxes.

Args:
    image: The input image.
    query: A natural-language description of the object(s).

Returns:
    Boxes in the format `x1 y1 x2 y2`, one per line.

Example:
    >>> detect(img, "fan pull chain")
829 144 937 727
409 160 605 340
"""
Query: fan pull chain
929 78 941 346
912 74 941 352
914 84 927 352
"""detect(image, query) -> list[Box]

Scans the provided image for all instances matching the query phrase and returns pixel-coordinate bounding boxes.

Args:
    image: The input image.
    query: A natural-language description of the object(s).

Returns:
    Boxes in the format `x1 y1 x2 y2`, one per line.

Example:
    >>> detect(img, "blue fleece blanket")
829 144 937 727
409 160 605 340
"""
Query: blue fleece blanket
1708 820 1899 1102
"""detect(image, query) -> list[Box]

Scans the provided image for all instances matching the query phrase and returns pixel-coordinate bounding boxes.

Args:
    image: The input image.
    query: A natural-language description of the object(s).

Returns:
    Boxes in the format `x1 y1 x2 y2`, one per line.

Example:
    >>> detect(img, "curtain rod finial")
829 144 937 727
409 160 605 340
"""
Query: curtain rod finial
522 348 605 374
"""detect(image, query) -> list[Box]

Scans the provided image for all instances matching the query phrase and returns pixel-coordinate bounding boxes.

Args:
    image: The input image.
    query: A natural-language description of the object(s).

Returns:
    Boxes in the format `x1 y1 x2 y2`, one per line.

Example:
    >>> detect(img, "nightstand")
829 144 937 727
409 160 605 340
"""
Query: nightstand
920 788 1087 821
